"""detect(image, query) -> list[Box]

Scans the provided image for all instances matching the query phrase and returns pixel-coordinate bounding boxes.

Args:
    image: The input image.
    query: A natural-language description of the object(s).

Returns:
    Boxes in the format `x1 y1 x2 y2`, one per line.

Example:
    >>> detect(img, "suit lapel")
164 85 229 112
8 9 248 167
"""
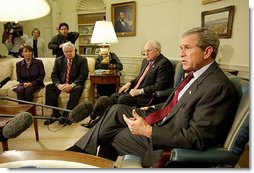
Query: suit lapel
158 62 219 126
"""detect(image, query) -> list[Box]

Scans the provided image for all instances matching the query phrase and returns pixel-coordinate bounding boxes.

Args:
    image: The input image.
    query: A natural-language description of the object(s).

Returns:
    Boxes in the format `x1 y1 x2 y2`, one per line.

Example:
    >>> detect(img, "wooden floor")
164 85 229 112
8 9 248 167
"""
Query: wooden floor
0 118 123 167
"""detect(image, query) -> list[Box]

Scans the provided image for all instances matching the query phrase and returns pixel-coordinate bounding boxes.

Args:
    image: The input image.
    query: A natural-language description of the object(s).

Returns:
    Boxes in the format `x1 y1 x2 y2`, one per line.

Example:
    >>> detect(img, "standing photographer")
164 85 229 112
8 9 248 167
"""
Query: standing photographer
48 22 79 58
3 22 28 58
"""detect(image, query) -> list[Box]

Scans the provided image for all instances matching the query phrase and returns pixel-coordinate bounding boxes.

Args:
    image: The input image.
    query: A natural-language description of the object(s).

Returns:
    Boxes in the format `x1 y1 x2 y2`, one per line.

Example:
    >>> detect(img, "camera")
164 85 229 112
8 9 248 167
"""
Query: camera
4 22 23 37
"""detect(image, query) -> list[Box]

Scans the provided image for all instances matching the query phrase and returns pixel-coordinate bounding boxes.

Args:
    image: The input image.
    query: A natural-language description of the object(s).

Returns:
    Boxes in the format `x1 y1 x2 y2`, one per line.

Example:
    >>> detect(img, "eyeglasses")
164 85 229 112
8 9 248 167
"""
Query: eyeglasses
141 48 157 56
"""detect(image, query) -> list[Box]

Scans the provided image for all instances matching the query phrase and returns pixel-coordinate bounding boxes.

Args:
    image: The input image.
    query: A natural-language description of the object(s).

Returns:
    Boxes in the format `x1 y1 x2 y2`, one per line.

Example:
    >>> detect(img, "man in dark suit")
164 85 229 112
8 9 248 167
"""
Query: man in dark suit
111 40 174 108
67 27 237 167
44 42 88 125
115 12 132 32
82 40 174 129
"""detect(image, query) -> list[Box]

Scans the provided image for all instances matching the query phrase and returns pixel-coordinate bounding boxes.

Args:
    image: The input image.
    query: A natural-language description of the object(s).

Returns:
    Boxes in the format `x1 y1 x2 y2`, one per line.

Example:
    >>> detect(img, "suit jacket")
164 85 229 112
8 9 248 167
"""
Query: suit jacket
51 54 88 86
16 58 45 86
151 62 237 150
74 62 237 166
26 38 46 57
115 21 132 32
130 54 175 95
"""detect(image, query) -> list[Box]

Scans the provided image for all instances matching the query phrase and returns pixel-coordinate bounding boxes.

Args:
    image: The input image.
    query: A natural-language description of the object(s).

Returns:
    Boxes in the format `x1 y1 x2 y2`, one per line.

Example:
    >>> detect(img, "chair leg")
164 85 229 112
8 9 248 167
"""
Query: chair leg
2 140 9 151
28 106 39 141
33 119 39 141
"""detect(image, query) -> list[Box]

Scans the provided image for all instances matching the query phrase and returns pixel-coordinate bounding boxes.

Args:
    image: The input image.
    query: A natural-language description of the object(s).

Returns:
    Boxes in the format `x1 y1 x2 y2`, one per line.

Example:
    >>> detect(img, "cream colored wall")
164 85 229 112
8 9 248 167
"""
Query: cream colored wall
0 0 249 79
56 0 250 79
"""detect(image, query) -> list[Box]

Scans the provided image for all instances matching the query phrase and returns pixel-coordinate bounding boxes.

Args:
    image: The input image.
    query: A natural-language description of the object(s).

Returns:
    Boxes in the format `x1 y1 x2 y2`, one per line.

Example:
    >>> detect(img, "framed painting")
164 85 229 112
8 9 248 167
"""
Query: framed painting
201 5 235 38
111 1 136 37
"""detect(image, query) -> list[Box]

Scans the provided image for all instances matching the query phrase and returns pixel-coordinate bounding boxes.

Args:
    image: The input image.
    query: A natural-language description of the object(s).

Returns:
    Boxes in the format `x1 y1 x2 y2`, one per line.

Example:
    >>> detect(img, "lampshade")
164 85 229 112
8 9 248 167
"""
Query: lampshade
90 21 118 44
0 0 50 22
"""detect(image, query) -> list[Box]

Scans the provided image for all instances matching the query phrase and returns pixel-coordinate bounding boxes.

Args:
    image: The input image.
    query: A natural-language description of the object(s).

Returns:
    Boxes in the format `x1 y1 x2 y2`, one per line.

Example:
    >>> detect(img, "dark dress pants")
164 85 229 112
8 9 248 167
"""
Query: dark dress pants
72 104 163 167
97 84 116 97
16 85 41 102
110 92 153 107
45 84 84 116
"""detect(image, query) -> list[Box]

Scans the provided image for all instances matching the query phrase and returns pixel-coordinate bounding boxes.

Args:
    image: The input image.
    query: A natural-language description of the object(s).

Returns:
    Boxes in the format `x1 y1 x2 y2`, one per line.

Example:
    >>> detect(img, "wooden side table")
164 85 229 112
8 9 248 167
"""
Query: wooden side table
0 105 38 151
90 73 120 103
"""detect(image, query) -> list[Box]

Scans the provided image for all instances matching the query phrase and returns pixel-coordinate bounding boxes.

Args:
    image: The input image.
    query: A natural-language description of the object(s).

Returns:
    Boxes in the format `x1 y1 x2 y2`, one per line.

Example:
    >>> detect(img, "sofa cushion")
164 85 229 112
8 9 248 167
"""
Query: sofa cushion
0 60 13 80
0 57 95 116
38 58 55 82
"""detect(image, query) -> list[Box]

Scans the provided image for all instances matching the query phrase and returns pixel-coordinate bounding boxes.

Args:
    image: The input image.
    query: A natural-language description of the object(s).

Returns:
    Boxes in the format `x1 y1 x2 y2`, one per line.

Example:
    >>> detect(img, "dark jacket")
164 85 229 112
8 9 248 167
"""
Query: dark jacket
152 62 237 150
51 54 88 86
130 54 175 95
74 62 237 168
16 58 45 86
115 21 132 32
95 52 123 71
48 32 79 57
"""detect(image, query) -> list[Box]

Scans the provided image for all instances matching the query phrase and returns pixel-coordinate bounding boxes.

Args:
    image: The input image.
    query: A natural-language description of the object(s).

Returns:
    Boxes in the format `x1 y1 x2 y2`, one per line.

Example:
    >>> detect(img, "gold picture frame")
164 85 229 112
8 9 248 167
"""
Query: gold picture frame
201 5 235 38
111 1 136 37
202 0 221 5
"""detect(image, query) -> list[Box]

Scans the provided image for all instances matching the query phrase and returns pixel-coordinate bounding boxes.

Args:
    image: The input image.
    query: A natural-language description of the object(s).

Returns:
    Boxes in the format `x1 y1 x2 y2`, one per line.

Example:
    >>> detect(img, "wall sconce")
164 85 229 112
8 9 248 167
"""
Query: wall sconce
0 0 50 22
91 20 118 64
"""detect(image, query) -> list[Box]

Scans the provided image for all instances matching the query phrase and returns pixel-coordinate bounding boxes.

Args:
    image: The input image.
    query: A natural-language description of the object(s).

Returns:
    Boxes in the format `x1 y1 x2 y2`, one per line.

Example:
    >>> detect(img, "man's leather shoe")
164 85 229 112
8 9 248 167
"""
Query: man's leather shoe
44 112 61 125
58 117 72 125
81 120 95 128
44 118 57 125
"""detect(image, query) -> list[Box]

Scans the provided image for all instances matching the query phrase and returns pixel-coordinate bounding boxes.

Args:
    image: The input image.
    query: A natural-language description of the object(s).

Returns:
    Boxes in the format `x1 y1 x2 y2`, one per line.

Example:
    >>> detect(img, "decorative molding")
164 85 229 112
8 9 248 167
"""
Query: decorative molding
119 56 249 84
219 63 249 80
76 0 106 12
119 56 142 84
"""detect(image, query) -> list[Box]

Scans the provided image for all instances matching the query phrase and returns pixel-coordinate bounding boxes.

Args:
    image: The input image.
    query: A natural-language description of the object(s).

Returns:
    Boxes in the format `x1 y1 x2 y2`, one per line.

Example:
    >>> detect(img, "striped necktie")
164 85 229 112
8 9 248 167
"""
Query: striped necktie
65 59 72 84
145 72 194 125
134 62 152 89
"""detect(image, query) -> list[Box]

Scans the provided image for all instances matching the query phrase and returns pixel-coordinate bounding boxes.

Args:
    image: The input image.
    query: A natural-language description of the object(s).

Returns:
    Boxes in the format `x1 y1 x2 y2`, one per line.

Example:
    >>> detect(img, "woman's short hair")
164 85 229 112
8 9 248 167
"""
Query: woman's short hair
19 44 33 57
31 28 40 36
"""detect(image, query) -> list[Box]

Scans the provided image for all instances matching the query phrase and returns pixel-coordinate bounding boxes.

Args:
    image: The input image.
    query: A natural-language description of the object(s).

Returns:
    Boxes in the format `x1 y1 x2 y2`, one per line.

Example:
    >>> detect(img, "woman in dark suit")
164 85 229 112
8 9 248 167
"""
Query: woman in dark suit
14 44 45 102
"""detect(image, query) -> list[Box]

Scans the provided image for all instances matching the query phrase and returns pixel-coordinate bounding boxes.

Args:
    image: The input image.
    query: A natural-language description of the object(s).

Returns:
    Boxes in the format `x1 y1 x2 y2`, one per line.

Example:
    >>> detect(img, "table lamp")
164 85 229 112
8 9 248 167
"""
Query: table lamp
90 20 118 64
0 0 50 22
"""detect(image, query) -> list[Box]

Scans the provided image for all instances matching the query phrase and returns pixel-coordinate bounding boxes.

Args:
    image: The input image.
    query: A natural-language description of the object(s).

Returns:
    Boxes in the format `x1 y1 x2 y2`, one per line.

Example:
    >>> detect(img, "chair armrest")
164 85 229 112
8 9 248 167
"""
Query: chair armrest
154 88 174 98
171 147 239 165
121 155 142 168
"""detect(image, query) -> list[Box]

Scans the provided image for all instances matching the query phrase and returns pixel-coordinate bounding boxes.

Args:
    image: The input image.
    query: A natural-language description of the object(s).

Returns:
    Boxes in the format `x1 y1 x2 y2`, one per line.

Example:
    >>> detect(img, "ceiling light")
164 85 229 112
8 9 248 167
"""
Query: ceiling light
0 0 51 22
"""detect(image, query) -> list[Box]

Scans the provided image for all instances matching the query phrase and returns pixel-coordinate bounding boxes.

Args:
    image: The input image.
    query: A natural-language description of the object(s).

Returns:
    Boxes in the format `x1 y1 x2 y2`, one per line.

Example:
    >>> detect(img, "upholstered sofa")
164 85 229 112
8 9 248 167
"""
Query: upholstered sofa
0 57 95 116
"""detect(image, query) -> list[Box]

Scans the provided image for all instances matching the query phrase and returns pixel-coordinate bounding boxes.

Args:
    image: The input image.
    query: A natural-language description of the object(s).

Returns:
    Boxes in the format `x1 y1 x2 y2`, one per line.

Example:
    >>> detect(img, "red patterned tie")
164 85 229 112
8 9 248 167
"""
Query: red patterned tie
134 62 152 89
145 72 194 125
65 59 72 84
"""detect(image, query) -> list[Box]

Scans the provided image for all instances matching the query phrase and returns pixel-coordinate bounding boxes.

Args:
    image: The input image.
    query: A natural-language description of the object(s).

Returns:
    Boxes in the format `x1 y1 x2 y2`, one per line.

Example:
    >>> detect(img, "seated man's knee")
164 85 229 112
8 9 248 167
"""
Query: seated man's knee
110 104 131 115
70 86 84 95
118 94 131 105
110 93 120 104
46 83 56 90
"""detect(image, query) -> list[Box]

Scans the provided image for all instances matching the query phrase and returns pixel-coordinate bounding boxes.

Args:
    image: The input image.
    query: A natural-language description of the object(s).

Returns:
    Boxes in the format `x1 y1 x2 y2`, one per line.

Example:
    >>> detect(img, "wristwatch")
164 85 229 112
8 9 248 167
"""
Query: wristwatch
71 83 76 88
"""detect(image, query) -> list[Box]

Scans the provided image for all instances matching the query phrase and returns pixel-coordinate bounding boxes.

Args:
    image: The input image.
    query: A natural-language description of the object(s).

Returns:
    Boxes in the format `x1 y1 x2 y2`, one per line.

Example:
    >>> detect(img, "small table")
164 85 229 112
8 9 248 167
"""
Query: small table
0 150 114 168
90 72 120 103
0 105 38 151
